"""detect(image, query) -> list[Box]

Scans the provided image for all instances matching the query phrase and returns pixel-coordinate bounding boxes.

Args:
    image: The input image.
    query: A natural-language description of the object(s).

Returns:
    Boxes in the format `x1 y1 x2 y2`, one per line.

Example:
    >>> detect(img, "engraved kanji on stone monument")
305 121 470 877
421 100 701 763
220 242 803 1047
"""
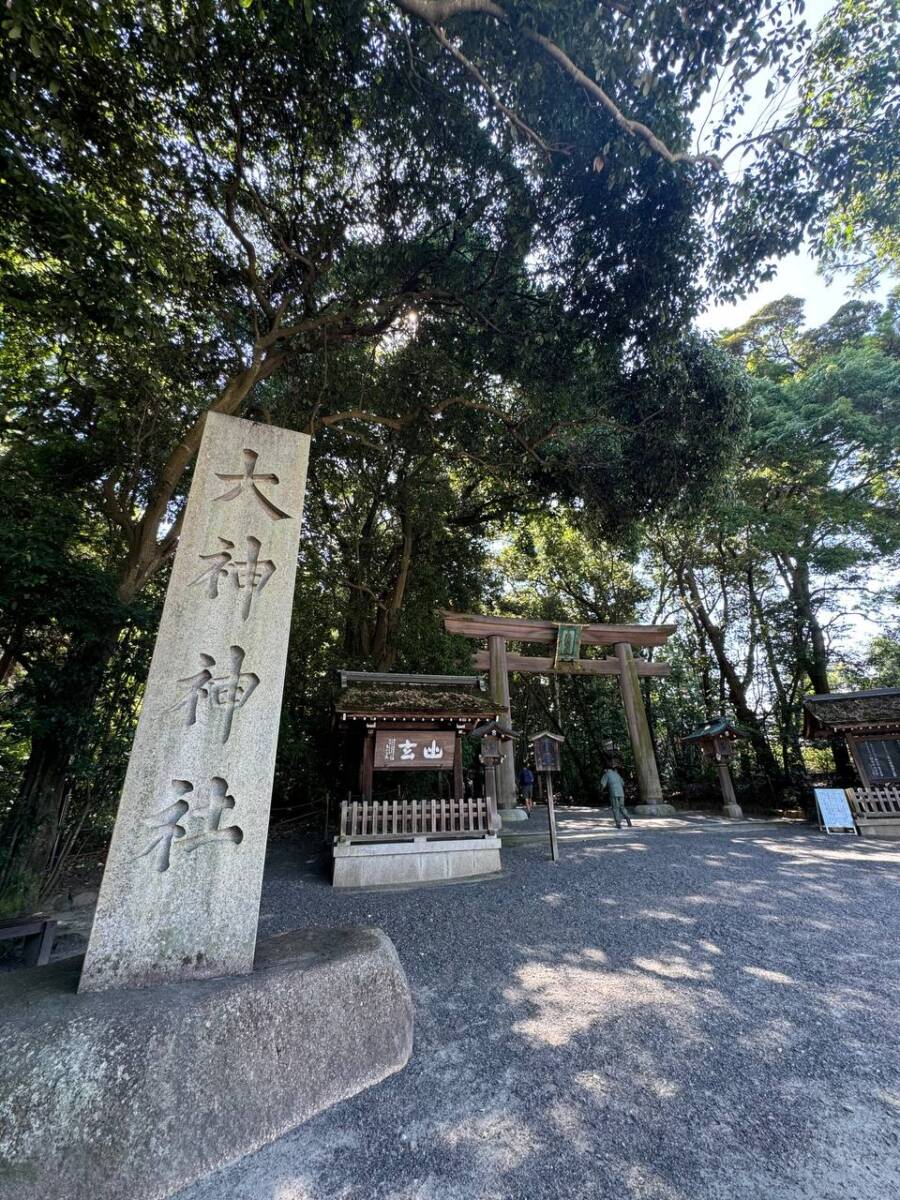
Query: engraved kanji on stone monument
80 413 310 992
191 535 276 620
169 646 260 742
136 777 243 873
214 448 293 520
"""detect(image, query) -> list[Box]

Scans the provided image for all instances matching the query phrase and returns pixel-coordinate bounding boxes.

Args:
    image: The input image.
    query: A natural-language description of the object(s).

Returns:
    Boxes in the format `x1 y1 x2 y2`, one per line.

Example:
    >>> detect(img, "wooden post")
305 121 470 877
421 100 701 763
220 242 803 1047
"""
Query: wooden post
614 642 671 814
716 760 743 818
488 635 518 810
546 774 560 862
453 731 464 801
487 765 501 832
362 726 375 802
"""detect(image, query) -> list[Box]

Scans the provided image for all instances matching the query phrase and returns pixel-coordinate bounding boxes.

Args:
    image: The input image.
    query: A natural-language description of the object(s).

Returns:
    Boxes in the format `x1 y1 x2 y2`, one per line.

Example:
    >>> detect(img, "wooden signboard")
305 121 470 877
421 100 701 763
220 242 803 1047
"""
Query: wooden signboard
554 623 583 666
813 788 858 835
533 736 562 773
373 729 455 771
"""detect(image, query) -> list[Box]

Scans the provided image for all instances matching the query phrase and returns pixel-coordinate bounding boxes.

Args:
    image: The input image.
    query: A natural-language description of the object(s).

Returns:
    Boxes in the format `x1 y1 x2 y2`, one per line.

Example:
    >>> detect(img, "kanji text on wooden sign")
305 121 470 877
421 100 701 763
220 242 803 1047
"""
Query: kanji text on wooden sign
374 729 455 771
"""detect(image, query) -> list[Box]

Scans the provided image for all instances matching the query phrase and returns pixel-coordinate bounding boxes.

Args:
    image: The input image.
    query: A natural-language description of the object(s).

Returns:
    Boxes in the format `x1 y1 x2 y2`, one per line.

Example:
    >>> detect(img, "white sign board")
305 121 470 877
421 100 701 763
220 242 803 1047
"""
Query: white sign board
813 788 858 835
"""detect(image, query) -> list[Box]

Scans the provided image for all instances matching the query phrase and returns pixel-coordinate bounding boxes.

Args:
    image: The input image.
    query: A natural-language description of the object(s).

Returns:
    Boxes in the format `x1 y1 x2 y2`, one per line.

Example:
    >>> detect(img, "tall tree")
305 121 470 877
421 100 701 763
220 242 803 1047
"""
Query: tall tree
652 296 900 792
4 1 892 898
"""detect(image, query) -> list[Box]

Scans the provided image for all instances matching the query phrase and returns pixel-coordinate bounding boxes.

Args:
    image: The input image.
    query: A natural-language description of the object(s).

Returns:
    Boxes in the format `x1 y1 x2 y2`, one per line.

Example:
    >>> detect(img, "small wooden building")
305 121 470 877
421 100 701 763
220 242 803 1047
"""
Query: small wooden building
332 672 505 887
803 689 900 786
804 688 900 836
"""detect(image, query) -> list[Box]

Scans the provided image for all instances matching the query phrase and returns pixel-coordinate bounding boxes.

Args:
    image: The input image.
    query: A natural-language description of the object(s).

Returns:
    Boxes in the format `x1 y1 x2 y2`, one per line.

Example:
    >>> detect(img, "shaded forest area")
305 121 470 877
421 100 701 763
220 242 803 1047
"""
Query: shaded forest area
1 0 898 911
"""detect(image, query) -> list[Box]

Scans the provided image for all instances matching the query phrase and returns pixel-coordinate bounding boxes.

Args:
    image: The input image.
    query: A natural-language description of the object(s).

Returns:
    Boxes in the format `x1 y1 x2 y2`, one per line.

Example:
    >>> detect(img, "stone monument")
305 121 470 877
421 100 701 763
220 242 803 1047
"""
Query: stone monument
80 412 309 992
4 413 415 1199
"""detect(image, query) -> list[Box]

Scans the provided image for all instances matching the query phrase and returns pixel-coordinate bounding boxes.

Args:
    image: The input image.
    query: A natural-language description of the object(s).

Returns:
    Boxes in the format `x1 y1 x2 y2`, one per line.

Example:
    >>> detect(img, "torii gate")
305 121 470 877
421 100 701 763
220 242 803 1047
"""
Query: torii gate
441 611 676 817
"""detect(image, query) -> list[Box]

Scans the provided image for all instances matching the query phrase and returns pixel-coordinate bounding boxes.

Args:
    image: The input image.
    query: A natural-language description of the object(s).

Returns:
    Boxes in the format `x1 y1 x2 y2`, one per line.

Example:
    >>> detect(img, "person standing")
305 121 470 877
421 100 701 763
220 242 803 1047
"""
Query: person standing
600 761 632 829
519 764 535 813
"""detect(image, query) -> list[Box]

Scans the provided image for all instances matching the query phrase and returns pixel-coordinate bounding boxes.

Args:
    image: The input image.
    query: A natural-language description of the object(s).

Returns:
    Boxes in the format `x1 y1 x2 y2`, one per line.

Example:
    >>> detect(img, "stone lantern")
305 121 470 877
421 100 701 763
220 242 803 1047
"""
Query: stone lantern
681 716 748 818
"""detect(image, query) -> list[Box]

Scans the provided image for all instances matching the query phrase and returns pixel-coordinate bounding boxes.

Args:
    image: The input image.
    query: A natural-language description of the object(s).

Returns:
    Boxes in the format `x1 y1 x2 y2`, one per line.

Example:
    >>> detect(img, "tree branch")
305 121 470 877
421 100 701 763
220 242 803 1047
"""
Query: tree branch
525 30 721 169
395 0 722 169
431 24 565 158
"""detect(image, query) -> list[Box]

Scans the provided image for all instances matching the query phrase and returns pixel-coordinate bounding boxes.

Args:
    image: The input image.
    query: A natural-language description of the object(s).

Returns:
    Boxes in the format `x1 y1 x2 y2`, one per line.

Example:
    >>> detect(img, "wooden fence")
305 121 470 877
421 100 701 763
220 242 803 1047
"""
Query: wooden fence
847 786 900 839
848 786 900 818
338 796 496 843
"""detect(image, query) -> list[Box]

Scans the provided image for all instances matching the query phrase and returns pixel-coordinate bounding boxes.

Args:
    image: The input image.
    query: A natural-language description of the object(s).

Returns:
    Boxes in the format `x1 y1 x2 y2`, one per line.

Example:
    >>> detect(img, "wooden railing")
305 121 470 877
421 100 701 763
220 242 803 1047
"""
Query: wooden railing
848 786 900 820
338 796 497 843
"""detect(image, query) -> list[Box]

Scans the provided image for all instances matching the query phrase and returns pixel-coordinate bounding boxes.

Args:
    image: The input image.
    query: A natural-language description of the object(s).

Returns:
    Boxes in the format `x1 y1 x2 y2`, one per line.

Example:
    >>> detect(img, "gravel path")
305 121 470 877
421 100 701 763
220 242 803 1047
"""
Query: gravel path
176 818 900 1200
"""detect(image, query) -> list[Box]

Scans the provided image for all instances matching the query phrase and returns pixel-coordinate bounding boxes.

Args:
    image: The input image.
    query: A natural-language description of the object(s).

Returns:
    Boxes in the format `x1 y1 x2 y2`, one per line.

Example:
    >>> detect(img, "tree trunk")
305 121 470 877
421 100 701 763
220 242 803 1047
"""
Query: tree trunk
371 512 415 672
0 619 25 686
747 576 804 780
680 567 782 789
785 558 854 781
0 620 124 913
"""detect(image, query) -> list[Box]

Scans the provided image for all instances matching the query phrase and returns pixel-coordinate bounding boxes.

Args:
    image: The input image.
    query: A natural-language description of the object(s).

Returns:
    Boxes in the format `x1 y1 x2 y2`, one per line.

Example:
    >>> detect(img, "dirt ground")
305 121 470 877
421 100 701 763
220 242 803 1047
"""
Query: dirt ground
167 813 900 1200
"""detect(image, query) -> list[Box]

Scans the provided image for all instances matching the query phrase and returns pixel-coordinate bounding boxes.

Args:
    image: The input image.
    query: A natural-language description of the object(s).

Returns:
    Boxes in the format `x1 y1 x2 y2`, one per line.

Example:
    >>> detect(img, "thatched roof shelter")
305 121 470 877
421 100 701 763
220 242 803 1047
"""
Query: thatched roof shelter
336 671 504 723
803 689 900 788
803 689 900 738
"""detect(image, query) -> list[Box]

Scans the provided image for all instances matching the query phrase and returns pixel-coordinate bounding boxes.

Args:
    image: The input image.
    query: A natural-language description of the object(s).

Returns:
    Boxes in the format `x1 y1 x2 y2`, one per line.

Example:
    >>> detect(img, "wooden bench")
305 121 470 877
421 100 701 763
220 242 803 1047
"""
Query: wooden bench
847 786 900 839
0 915 57 966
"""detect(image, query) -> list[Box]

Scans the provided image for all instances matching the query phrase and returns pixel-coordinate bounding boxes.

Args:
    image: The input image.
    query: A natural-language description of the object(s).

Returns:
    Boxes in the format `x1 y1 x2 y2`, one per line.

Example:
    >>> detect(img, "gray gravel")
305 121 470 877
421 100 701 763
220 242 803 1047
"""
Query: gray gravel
176 817 900 1200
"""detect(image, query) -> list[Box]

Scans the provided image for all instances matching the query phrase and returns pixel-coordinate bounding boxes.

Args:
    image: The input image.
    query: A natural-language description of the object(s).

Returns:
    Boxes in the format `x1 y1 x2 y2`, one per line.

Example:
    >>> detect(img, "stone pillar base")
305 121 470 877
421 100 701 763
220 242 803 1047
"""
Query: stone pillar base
0 927 413 1200
723 803 744 818
499 807 530 824
633 802 677 817
333 837 501 887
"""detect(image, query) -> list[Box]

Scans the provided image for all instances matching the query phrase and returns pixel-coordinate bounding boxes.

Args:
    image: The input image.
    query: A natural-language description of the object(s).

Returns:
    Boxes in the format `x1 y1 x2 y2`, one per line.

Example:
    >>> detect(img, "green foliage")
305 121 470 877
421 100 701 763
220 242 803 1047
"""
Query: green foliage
805 0 900 288
650 292 900 792
709 0 899 293
1 0 897 899
866 634 900 687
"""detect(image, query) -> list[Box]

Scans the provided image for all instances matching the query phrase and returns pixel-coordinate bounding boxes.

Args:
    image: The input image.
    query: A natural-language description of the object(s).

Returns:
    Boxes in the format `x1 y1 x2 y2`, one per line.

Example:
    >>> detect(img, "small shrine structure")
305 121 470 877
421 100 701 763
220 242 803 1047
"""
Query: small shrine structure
332 671 504 886
803 688 900 787
804 689 900 836
681 716 748 818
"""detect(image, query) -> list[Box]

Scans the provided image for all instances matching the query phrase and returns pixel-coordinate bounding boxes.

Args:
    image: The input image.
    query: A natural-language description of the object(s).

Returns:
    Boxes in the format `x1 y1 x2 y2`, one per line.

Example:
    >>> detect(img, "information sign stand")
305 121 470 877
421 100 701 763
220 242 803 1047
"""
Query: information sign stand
531 732 564 862
813 788 859 835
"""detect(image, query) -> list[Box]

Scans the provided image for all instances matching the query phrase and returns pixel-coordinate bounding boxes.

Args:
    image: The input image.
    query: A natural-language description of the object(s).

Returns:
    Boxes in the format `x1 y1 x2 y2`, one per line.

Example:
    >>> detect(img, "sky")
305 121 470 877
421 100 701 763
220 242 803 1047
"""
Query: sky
702 256 893 335
693 0 894 336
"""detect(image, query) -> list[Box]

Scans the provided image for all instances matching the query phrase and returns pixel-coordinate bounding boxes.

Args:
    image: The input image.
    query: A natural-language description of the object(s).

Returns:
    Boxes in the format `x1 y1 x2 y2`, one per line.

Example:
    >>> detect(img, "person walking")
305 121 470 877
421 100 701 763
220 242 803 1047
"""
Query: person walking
600 761 632 829
519 764 535 813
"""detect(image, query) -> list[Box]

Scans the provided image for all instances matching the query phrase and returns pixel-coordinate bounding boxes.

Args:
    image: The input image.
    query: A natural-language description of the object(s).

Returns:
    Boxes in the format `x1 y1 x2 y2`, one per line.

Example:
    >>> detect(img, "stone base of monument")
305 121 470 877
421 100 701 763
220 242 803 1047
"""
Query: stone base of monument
0 926 413 1200
722 803 744 818
633 802 678 817
333 836 502 887
499 806 529 823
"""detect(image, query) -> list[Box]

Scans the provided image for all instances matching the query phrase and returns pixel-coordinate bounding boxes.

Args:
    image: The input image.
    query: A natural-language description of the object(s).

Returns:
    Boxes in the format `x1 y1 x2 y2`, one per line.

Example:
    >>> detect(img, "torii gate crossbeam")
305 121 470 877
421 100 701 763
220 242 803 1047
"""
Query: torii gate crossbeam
442 611 676 817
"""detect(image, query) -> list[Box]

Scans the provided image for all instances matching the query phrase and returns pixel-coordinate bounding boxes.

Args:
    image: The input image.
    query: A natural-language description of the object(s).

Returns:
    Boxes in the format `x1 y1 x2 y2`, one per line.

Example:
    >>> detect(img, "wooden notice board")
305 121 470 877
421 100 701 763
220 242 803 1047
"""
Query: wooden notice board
554 623 582 665
373 729 455 771
533 736 561 772
813 788 858 835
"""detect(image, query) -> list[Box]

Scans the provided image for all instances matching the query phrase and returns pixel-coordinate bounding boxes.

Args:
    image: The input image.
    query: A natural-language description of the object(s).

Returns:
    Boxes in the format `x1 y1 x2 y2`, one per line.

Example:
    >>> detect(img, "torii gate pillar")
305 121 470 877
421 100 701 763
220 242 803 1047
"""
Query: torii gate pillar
488 636 519 812
614 642 674 815
443 611 677 817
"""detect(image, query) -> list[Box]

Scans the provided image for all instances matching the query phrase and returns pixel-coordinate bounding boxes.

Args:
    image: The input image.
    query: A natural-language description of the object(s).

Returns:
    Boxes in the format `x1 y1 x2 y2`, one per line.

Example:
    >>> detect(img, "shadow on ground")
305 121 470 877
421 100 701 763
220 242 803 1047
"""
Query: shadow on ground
175 823 900 1200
